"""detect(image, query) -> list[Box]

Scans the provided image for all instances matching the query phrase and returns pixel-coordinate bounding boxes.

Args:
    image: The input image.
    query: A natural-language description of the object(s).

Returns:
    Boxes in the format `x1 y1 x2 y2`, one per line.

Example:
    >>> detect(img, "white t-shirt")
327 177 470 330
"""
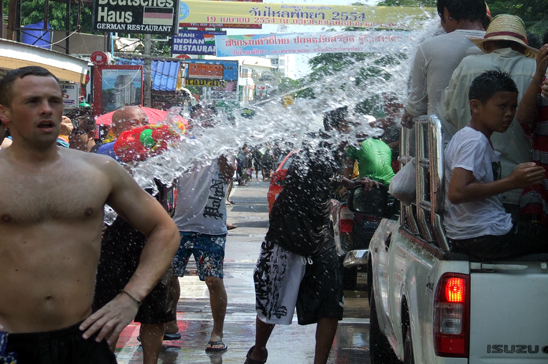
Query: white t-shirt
405 29 485 141
173 161 228 235
443 127 512 239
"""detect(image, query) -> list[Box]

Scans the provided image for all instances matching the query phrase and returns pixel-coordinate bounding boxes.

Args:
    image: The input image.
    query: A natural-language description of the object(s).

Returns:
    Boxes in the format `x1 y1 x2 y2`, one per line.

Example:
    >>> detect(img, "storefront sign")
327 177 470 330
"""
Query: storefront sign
186 79 226 87
179 0 262 29
215 30 418 57
172 30 226 55
179 1 434 29
60 82 79 109
93 0 180 35
184 60 238 81
187 63 224 79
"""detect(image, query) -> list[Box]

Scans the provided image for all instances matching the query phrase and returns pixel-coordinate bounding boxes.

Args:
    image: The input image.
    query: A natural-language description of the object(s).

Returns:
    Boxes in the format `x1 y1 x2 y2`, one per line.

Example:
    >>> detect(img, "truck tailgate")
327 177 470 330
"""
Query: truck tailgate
469 262 548 363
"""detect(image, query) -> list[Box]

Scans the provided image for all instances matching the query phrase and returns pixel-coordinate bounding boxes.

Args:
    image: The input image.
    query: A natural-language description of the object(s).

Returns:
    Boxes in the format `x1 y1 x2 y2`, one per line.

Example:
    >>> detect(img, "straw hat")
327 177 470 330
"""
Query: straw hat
467 14 538 58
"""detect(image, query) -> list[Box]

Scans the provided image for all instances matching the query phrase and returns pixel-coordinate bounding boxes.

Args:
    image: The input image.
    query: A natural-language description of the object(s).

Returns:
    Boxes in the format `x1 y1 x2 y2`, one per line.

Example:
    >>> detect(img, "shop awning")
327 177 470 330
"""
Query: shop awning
116 59 181 92
0 39 89 83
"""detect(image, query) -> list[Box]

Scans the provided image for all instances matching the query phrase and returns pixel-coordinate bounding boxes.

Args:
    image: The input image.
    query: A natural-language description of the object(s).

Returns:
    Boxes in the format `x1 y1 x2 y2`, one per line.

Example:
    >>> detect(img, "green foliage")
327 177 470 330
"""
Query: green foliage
278 77 300 95
6 0 94 32
487 0 548 37
377 0 436 6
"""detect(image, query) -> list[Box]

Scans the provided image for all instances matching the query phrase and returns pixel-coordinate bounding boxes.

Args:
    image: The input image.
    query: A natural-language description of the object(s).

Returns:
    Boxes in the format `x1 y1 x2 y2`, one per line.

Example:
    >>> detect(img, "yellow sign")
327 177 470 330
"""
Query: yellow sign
179 1 435 29
187 79 227 87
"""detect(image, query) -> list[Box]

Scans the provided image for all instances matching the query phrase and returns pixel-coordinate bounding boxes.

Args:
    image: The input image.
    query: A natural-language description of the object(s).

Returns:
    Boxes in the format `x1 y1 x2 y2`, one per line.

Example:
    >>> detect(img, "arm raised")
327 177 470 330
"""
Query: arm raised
80 158 180 344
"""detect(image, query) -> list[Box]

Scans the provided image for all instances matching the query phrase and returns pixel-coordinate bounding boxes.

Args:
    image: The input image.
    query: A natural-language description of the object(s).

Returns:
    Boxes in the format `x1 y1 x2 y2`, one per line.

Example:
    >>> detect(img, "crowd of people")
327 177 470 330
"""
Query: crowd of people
1 0 548 362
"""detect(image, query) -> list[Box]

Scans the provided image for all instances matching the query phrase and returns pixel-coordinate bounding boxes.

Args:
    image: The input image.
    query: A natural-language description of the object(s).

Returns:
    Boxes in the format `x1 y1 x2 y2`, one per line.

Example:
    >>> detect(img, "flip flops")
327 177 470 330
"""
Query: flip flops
244 346 268 364
205 340 228 352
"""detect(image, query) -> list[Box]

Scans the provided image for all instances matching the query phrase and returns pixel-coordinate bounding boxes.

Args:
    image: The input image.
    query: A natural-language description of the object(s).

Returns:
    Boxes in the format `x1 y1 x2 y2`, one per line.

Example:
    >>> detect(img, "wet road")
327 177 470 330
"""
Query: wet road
114 181 371 363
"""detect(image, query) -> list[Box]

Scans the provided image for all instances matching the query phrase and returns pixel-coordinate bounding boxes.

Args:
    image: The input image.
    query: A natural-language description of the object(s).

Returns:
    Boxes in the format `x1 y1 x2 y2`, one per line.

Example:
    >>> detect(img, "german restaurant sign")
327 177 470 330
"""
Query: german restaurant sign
93 0 180 34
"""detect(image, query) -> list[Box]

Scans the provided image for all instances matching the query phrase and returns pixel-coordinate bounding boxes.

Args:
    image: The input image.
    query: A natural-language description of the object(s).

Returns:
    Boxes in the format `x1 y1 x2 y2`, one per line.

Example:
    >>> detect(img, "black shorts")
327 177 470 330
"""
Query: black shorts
92 218 175 324
5 322 117 364
296 246 344 325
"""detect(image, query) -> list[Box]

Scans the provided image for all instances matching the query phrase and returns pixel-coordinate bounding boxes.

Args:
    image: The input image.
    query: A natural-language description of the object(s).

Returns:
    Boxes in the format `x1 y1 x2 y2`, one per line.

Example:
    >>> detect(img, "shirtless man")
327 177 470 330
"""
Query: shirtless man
0 67 180 363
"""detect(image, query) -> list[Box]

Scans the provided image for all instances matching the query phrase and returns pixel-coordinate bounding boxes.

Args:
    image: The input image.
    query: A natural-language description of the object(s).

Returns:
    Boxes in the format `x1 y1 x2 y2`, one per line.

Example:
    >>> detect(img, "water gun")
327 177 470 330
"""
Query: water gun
113 125 181 162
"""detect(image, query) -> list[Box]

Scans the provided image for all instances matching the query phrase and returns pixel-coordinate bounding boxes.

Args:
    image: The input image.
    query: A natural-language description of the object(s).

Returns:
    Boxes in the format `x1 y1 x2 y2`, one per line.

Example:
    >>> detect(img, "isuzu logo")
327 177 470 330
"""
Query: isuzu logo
487 345 548 354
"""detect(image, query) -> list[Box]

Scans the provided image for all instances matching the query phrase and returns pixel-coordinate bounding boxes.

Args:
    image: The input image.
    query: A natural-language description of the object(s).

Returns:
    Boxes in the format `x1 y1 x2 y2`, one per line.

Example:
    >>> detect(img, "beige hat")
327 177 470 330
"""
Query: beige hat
467 14 538 58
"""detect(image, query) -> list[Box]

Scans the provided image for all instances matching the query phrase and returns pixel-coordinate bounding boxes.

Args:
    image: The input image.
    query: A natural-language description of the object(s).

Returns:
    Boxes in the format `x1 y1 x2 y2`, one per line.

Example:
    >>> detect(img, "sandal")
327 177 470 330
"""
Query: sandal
205 340 228 352
244 346 268 364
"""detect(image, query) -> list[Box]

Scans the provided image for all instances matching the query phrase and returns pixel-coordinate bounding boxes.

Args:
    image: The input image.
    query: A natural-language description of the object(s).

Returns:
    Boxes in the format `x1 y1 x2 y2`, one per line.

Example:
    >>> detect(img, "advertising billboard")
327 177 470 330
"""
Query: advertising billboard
93 0 180 35
172 30 226 55
92 65 143 115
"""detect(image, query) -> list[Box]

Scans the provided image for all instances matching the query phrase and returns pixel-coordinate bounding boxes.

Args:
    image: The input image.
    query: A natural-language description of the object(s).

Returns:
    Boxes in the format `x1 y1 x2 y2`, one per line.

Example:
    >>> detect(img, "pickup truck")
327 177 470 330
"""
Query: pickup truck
344 115 548 363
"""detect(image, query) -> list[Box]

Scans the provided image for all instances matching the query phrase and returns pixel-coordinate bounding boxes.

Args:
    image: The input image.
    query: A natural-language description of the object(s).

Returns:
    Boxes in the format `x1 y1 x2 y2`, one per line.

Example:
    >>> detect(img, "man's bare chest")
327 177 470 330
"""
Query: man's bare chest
0 168 107 224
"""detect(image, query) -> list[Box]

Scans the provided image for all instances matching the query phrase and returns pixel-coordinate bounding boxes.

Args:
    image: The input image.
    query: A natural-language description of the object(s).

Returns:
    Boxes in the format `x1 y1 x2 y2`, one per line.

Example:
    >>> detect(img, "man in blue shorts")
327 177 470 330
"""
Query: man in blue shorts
165 106 235 353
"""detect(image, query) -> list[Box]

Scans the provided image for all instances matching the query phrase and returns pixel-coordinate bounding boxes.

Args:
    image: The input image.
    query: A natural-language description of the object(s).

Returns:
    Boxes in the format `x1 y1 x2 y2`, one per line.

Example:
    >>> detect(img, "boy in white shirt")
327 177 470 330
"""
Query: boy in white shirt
444 70 548 259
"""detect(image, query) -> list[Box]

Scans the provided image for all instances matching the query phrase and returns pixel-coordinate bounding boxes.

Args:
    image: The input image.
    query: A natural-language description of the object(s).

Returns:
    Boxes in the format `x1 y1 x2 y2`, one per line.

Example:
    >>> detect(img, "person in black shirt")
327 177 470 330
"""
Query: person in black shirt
244 107 378 364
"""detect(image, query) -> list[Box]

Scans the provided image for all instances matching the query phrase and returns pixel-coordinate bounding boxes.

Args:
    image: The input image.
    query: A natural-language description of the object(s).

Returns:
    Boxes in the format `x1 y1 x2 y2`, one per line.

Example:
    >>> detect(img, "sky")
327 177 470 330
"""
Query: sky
224 0 380 78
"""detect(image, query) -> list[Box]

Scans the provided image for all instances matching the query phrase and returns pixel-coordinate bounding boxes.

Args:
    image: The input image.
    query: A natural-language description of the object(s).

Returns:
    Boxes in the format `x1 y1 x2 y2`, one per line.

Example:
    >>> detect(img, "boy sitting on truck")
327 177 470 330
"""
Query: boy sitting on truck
444 70 548 259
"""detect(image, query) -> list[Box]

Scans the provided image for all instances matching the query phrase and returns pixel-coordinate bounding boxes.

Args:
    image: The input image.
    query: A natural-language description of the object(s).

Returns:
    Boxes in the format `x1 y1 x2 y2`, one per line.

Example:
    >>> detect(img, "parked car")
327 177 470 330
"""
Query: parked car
267 150 298 214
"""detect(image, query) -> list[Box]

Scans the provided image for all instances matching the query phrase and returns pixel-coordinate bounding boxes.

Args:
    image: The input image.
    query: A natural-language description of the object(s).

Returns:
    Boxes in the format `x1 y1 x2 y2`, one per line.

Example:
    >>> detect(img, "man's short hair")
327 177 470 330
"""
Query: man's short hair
0 66 59 107
543 31 548 45
469 70 518 104
527 31 542 49
436 0 487 23
323 106 348 131
64 107 95 133
190 103 217 118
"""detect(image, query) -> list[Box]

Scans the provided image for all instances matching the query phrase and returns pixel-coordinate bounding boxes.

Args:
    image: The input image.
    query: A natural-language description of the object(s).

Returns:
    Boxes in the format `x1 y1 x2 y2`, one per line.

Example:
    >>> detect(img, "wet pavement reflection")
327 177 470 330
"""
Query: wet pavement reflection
114 182 371 363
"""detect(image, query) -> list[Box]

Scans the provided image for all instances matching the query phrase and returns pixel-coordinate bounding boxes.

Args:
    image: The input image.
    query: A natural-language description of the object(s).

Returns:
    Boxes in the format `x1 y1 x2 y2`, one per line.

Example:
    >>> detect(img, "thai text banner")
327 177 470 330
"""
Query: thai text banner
179 0 263 29
214 31 419 57
179 1 434 29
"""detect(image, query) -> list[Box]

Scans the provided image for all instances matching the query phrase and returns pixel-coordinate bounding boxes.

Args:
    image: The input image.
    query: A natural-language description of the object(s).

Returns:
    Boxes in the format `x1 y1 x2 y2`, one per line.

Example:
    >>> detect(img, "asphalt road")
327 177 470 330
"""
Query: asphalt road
114 180 371 364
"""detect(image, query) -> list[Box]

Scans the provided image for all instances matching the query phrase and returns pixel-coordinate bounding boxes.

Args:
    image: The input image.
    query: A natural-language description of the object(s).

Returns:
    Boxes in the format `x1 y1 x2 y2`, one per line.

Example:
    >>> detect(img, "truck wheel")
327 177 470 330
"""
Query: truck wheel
403 320 415 364
369 287 400 364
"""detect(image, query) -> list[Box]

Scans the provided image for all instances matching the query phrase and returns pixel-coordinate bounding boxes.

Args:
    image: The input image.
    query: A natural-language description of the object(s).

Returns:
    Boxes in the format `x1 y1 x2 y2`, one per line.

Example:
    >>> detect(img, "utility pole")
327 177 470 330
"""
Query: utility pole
144 34 152 107
7 0 17 40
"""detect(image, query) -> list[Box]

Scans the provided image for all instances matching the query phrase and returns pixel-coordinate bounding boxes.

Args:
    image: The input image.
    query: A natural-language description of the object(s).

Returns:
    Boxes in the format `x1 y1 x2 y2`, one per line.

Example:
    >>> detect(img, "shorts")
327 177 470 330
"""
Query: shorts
5 321 117 364
172 232 226 280
92 218 175 324
254 240 344 326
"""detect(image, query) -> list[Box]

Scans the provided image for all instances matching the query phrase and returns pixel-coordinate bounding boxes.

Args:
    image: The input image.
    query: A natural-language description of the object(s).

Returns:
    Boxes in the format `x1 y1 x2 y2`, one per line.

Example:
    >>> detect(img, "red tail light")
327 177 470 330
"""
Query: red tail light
339 206 353 233
340 219 353 233
445 277 465 303
434 273 469 357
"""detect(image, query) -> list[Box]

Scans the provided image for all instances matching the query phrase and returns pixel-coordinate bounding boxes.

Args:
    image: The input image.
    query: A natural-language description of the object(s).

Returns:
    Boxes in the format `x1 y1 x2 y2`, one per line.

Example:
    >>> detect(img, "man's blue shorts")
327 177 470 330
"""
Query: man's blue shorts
172 232 226 280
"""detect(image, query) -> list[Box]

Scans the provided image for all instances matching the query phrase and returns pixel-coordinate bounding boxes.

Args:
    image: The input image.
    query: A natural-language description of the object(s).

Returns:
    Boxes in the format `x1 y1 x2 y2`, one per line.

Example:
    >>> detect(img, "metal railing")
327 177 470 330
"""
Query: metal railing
399 115 450 251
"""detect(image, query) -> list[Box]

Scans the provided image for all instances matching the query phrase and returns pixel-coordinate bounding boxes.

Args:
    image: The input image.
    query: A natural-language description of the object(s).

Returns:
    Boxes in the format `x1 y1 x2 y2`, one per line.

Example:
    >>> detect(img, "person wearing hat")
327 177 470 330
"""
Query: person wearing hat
441 14 539 215
401 0 487 142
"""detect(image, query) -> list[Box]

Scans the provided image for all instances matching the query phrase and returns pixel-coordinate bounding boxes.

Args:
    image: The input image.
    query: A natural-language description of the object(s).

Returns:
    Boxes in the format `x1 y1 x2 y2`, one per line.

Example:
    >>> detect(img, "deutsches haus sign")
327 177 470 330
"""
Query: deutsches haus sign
93 0 180 35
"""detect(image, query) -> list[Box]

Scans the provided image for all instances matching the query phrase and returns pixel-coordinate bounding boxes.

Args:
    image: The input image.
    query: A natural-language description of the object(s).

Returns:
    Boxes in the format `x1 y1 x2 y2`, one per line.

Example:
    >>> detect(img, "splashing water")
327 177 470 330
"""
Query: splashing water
104 18 443 224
